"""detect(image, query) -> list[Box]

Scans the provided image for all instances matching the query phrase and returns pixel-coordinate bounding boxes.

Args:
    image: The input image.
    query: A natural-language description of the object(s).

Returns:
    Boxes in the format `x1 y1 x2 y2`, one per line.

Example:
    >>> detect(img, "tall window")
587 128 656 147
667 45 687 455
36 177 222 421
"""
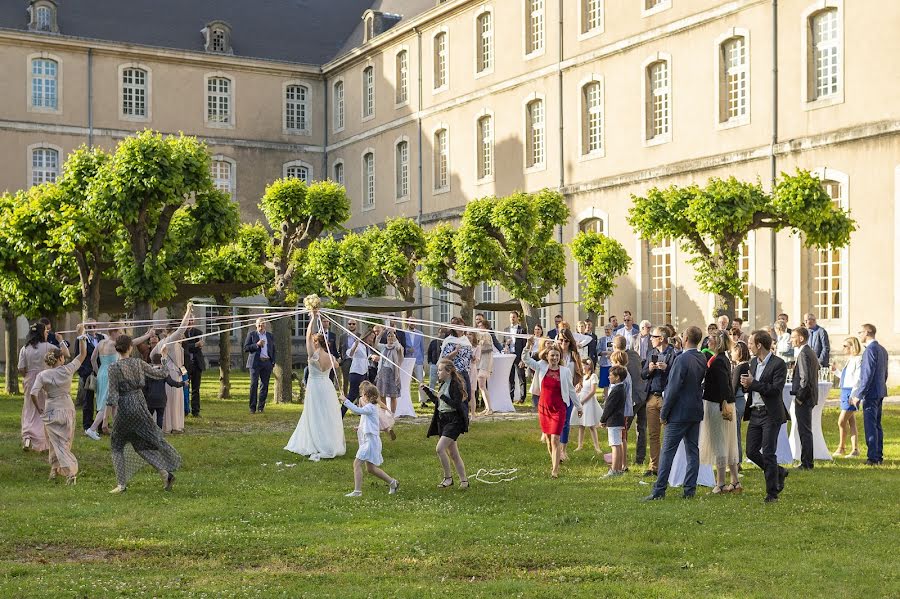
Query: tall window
646 60 670 141
720 36 748 122
526 0 545 56
333 80 344 130
646 0 664 8
396 51 409 104
35 6 52 31
285 84 308 132
362 67 374 118
211 29 226 53
735 242 751 322
649 239 673 326
31 58 58 109
121 67 147 118
436 288 451 325
813 180 844 320
285 164 310 183
363 152 375 208
333 161 344 185
211 160 234 197
434 32 448 90
526 99 545 168
540 292 552 330
207 76 232 125
480 283 497 329
811 9 840 99
477 12 493 73
583 81 603 155
477 115 493 180
582 0 603 34
434 129 449 190
396 141 409 199
31 148 58 186
294 312 312 337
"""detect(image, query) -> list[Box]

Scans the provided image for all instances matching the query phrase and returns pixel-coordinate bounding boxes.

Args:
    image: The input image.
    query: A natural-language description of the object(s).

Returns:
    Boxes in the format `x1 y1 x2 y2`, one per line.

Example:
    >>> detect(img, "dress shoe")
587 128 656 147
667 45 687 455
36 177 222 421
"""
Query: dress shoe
764 495 779 503
777 468 788 492
793 465 812 471
865 459 881 466
249 409 256 414
642 494 664 502
642 470 658 477
681 493 695 500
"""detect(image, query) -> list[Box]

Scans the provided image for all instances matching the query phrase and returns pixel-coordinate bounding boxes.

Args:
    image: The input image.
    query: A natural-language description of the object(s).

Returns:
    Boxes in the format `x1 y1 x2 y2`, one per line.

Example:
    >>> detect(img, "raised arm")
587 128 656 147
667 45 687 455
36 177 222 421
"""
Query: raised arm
166 303 195 344
306 312 318 356
132 328 155 347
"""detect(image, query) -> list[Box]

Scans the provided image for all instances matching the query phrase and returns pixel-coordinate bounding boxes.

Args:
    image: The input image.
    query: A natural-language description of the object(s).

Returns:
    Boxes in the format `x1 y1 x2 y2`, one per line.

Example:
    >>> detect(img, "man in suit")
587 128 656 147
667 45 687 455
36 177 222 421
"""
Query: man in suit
741 330 789 503
644 326 707 500
337 319 359 396
244 317 275 414
546 314 564 340
790 326 819 470
320 318 339 358
506 311 527 402
636 320 652 362
804 313 830 367
74 320 104 431
851 323 889 465
614 311 640 346
777 313 792 334
183 318 206 418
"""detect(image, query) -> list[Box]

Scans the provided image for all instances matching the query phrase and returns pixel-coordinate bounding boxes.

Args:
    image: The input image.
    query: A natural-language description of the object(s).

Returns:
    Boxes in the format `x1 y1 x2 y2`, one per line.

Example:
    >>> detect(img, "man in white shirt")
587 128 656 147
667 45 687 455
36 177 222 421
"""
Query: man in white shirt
506 311 527 402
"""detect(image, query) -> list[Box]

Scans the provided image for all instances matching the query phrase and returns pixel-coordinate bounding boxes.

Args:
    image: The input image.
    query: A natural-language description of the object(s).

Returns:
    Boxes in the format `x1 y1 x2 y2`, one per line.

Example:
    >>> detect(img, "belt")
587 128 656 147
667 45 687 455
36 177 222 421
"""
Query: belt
649 392 663 398
259 357 271 361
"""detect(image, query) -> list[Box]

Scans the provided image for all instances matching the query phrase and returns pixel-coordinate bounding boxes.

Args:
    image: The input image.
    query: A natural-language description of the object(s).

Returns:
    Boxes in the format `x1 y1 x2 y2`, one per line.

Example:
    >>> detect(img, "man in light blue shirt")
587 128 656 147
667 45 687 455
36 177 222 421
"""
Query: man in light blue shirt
406 324 426 386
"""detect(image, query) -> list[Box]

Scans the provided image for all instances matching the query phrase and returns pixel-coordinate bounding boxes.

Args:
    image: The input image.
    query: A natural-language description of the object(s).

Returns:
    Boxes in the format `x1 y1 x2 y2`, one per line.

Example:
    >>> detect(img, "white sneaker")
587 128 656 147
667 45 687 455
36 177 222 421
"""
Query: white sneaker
344 490 362 497
389 479 400 495
602 469 618 478
84 429 101 441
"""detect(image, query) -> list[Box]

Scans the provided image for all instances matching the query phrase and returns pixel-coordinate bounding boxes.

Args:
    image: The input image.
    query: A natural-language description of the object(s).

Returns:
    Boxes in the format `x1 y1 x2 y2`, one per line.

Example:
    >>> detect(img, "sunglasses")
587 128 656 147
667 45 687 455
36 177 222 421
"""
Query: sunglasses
650 335 662 339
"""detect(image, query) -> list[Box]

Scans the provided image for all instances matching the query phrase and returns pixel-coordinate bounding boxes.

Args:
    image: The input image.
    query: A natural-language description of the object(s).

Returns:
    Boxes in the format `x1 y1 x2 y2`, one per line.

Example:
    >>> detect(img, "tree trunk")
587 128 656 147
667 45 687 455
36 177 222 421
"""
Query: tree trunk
519 299 542 333
714 292 737 321
458 285 475 325
133 301 153 336
218 328 231 399
272 314 292 403
3 309 20 395
81 269 101 321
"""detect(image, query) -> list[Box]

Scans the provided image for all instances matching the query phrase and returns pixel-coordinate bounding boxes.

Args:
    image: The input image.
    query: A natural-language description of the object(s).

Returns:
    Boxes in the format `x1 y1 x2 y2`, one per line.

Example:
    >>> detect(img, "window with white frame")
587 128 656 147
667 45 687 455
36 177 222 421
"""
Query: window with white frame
121 67 147 118
363 152 375 208
396 140 409 200
582 0 603 34
477 115 493 180
582 80 603 155
211 159 234 198
649 239 673 326
476 11 493 73
35 6 52 30
333 80 345 130
720 36 748 123
434 32 448 90
333 161 344 185
540 292 552 331
813 179 844 320
285 84 308 132
362 66 374 118
294 311 311 337
31 58 58 109
525 0 545 56
435 288 451 325
285 164 310 183
735 242 750 322
396 50 409 104
643 0 671 12
526 99 545 168
433 128 449 191
206 76 232 125
480 283 497 329
646 60 670 141
31 147 58 186
579 217 604 235
811 8 840 100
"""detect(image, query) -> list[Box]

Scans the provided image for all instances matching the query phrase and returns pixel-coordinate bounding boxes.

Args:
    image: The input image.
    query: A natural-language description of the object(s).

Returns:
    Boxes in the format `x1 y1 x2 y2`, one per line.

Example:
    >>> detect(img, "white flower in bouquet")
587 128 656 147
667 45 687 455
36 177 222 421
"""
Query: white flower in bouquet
303 294 322 312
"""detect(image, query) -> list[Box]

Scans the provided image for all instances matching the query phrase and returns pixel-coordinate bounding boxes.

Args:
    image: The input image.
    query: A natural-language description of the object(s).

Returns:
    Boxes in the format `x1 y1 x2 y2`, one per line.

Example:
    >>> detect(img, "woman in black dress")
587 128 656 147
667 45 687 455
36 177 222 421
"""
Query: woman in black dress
419 358 470 489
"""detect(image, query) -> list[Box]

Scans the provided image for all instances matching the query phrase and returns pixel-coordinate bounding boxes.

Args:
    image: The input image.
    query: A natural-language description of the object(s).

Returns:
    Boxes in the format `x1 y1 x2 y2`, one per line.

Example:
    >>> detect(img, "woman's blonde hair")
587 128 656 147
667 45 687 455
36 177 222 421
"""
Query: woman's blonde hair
843 336 861 356
610 349 628 367
44 347 64 368
359 381 387 408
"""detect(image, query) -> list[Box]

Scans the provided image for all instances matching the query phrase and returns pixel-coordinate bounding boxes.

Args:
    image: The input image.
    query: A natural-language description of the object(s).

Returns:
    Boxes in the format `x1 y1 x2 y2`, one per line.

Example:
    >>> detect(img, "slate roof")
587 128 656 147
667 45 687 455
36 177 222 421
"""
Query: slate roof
0 0 434 65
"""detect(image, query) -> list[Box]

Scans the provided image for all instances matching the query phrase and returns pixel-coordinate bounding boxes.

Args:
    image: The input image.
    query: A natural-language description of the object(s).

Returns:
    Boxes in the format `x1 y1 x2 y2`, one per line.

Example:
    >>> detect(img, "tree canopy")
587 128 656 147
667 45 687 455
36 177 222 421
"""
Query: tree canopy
367 217 426 309
570 231 632 319
300 233 373 307
418 223 475 323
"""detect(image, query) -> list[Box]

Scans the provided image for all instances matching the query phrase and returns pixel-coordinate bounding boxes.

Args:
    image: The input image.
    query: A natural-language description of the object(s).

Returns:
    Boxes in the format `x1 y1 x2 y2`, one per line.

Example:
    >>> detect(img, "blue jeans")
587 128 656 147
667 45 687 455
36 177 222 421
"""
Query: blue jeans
734 393 747 463
560 402 575 444
652 420 701 498
862 397 884 462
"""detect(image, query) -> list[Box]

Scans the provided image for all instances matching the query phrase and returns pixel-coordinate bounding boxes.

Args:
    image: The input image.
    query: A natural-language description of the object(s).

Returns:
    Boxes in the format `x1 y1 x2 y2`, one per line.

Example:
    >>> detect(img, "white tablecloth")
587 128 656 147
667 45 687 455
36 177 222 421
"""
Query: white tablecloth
783 382 834 461
396 357 417 417
487 354 516 413
668 438 716 488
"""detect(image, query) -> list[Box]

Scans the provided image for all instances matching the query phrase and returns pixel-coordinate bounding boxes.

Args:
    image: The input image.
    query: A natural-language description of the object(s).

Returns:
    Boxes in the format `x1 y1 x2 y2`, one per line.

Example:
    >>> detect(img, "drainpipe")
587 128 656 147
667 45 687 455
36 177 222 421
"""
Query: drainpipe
557 0 565 317
87 47 94 147
770 0 778 321
323 73 329 181
416 27 425 317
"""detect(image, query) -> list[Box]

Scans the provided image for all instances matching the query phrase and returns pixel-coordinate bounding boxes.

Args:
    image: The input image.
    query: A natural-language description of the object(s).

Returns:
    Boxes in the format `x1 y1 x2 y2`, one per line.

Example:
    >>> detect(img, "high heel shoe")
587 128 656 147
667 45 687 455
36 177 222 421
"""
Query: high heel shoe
109 485 127 494
65 476 77 486
459 479 469 489
437 477 453 488
23 438 32 451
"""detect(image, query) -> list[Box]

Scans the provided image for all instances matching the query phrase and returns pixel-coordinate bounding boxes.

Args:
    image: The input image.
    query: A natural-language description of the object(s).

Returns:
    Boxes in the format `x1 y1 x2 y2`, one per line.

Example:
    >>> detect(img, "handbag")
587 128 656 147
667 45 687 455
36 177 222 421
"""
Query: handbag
721 401 735 422
85 374 97 392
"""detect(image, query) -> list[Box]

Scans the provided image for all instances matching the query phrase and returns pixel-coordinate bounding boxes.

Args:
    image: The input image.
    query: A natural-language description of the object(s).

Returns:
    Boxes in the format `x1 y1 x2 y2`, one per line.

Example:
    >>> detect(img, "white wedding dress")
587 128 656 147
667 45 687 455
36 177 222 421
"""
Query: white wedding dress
284 353 346 461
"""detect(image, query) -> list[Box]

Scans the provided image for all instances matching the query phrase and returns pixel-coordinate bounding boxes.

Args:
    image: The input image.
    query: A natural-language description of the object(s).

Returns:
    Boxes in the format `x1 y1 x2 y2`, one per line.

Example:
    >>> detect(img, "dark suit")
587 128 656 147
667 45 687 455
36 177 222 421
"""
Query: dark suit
625 349 648 464
244 330 276 412
744 353 788 499
547 328 560 340
808 325 830 367
651 348 707 498
857 340 889 463
792 344 819 468
74 333 104 430
507 324 527 400
338 332 354 396
600 383 626 428
183 327 206 416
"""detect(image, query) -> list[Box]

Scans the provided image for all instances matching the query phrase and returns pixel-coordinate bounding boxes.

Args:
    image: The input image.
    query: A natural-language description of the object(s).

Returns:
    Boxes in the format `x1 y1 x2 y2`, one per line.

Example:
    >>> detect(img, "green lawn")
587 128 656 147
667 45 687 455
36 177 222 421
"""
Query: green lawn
1 373 898 597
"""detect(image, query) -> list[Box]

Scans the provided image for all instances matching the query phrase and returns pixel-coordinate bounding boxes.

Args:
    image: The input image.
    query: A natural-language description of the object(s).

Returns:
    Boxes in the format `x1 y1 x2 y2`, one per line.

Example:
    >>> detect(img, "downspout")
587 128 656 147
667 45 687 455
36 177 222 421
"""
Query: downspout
770 0 778 321
557 0 565 316
87 48 94 147
323 73 329 182
416 27 425 316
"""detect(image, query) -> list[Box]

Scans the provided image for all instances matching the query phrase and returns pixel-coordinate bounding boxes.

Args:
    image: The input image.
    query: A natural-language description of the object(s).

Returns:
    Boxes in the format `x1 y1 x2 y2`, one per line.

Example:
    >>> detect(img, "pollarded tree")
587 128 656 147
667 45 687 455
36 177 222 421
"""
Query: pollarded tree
418 223 477 324
570 231 632 323
627 170 856 318
367 218 426 315
259 178 351 403
300 233 374 308
455 189 569 327
189 223 269 398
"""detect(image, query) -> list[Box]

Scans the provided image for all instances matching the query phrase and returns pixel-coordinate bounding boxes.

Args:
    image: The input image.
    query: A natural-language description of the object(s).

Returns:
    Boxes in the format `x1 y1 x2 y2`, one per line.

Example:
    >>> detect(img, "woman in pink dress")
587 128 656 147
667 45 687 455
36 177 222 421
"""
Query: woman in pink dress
18 322 68 451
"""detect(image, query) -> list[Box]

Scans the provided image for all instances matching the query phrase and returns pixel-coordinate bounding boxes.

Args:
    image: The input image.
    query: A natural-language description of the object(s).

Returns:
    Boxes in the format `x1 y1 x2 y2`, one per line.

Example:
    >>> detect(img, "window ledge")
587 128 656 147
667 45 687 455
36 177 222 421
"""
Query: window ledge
476 175 495 185
474 67 494 80
205 120 235 130
395 195 411 204
283 128 311 136
577 28 604 42
433 85 449 95
119 114 150 124
433 187 450 196
361 114 375 123
641 2 672 18
525 163 547 174
716 117 750 131
27 106 61 115
394 99 410 110
362 204 376 213
578 150 606 162
524 48 546 62
643 133 671 147
333 125 345 134
803 93 844 112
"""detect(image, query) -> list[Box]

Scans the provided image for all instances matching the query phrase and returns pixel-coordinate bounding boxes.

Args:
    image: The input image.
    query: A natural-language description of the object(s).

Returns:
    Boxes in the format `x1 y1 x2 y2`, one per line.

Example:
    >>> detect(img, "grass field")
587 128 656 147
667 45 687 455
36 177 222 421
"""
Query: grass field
1 372 898 597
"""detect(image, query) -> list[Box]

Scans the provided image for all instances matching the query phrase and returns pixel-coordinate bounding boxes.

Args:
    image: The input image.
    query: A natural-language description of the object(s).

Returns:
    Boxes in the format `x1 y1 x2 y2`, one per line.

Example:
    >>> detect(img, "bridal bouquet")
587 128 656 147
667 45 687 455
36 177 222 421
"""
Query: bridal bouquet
303 294 322 312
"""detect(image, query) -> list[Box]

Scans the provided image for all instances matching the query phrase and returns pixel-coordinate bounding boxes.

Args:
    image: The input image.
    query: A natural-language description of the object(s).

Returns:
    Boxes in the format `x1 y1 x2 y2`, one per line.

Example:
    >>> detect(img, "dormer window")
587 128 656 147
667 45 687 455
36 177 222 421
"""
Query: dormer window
203 21 233 54
362 9 402 43
28 0 59 33
365 16 375 42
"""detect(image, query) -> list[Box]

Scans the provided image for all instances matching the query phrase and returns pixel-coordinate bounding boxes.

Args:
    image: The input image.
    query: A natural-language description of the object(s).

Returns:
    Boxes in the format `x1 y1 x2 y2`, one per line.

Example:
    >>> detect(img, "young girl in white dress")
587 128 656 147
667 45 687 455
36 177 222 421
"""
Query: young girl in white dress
342 381 399 497
573 358 602 453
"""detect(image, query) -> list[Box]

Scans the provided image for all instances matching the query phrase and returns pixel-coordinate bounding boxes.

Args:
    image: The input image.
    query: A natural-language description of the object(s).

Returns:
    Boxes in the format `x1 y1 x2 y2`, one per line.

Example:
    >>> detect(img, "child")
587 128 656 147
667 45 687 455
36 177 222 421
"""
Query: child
600 365 628 478
573 358 601 453
144 353 184 429
341 381 399 497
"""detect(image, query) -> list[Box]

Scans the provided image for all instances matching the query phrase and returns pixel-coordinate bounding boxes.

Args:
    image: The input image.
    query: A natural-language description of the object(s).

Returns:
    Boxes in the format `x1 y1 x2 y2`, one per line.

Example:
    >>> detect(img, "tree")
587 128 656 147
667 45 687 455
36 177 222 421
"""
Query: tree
300 233 374 308
570 231 632 322
627 170 857 318
89 130 239 327
455 189 569 326
367 218 426 315
418 223 476 324
189 223 268 398
259 178 350 403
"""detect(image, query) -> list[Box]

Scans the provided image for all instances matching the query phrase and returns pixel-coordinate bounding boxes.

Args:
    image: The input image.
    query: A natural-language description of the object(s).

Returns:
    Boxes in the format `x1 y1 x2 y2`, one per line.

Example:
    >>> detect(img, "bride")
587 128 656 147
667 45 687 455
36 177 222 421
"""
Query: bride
285 310 346 461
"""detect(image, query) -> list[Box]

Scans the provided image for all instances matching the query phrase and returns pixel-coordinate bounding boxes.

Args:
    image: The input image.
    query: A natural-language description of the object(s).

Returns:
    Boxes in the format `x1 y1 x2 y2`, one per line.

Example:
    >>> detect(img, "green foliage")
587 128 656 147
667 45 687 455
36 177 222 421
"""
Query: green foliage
456 189 569 305
300 233 373 307
570 232 632 315
418 223 459 293
190 223 269 292
367 218 426 301
773 169 856 248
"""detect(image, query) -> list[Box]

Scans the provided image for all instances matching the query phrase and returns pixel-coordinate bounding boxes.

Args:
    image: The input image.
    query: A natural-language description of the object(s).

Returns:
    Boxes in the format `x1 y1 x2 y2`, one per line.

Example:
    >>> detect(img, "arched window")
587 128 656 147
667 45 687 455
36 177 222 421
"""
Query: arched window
396 50 409 104
477 115 493 180
284 161 312 183
206 76 232 125
718 35 748 123
525 0 545 56
433 31 448 90
362 152 375 208
649 238 673 325
526 99 545 168
433 128 449 191
476 11 493 73
395 140 409 200
582 80 603 155
122 67 148 118
581 0 603 35
333 80 344 131
362 66 374 118
35 6 51 30
644 57 670 143
285 84 309 133
31 147 59 186
31 58 58 109
333 160 344 185
810 7 840 100
211 157 235 198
